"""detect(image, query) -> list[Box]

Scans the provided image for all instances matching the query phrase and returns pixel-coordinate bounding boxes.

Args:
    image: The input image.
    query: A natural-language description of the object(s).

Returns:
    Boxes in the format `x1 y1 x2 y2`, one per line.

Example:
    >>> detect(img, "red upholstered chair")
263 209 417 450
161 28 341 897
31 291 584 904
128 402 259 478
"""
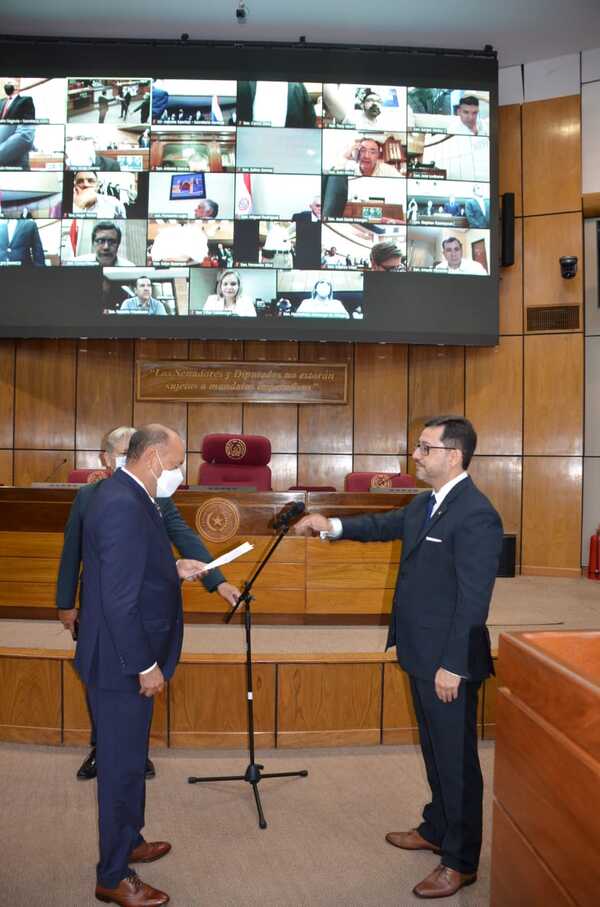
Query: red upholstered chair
68 468 110 484
344 472 414 492
198 434 272 491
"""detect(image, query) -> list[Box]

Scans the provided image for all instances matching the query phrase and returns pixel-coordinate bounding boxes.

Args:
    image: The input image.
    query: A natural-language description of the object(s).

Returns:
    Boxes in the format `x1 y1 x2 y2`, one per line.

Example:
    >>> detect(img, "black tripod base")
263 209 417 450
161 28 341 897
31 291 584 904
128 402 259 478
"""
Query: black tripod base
188 763 308 829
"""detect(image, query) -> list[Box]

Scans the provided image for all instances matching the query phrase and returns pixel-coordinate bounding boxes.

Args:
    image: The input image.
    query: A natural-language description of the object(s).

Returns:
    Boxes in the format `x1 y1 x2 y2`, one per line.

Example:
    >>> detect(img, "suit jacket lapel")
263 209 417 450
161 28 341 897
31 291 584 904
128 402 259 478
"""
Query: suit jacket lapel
403 476 472 559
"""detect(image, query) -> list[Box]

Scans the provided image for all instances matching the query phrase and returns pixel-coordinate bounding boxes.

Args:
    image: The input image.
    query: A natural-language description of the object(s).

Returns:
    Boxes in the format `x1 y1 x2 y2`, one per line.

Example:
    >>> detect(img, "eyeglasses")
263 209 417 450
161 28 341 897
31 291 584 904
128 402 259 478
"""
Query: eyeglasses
414 441 457 456
93 237 118 246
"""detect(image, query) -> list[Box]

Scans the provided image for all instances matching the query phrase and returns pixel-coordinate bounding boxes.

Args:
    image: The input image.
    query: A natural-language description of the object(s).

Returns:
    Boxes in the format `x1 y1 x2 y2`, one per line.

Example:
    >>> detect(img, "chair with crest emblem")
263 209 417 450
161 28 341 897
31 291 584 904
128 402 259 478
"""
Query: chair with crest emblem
344 471 414 492
67 468 111 484
198 434 272 491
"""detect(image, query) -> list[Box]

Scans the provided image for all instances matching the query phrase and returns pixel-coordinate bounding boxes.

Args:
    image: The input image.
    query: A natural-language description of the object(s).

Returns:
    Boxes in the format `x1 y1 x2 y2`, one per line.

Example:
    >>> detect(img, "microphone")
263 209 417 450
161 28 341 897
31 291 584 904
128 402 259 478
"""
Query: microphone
273 500 305 530
41 458 68 484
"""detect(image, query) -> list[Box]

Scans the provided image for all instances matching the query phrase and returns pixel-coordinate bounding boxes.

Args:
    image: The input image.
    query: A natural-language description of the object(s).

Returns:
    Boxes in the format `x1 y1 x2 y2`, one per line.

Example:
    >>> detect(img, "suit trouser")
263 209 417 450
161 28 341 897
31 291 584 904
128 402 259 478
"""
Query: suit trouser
410 675 483 874
87 685 153 888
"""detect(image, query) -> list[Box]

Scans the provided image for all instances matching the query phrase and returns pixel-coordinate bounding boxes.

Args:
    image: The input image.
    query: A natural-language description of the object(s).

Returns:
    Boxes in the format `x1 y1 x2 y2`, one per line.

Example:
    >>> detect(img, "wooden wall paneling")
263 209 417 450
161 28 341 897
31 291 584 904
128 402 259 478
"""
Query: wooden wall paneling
0 655 61 744
297 454 353 492
382 662 418 744
494 688 600 905
169 663 276 747
187 404 243 451
354 343 408 455
135 339 189 360
407 346 465 454
524 334 583 455
189 340 244 361
468 457 523 554
522 96 582 217
76 340 134 450
0 450 13 486
0 340 15 449
523 213 583 312
277 663 382 747
0 582 56 608
133 400 188 441
15 340 76 449
466 336 523 455
269 453 298 491
498 104 523 216
482 662 501 739
521 457 582 575
13 450 75 487
352 455 408 476
499 217 524 336
243 405 298 453
0 531 64 557
184 561 305 615
490 800 576 907
75 450 102 468
298 343 354 454
243 340 299 362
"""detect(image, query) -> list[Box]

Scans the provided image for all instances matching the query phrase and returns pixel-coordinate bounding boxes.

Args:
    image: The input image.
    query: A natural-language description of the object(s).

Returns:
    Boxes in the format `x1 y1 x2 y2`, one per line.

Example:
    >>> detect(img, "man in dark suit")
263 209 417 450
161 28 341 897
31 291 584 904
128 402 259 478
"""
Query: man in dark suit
465 186 490 228
294 416 502 900
0 82 36 121
73 424 210 906
57 425 240 782
0 218 45 265
237 81 316 127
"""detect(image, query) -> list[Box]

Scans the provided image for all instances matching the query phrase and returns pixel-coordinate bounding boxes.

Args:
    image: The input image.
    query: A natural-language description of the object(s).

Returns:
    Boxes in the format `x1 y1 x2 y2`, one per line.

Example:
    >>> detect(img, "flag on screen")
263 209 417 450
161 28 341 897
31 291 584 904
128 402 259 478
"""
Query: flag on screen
211 95 224 123
236 173 252 215
69 219 79 256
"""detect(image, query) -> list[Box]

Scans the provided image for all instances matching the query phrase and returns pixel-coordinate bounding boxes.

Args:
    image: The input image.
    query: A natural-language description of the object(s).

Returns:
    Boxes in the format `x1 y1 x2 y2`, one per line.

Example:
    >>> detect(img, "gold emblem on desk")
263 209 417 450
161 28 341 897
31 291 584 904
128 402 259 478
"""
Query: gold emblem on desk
195 498 240 543
225 438 247 460
370 473 392 488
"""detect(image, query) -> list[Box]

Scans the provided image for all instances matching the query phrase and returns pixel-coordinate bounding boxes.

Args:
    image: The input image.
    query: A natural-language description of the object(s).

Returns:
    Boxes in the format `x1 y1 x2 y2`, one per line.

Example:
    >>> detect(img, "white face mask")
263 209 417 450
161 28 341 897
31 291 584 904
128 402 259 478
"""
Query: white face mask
114 455 127 470
154 452 184 498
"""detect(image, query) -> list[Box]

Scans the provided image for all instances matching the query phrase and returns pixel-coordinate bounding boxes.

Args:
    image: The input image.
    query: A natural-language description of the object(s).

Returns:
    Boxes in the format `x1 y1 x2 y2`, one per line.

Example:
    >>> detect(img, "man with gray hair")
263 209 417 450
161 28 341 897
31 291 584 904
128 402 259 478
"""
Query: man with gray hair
57 425 240 781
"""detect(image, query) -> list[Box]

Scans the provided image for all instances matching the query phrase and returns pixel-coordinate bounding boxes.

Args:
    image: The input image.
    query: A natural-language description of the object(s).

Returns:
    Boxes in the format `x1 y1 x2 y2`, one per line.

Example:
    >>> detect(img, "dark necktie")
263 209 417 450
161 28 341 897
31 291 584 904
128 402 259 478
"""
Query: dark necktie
423 493 436 527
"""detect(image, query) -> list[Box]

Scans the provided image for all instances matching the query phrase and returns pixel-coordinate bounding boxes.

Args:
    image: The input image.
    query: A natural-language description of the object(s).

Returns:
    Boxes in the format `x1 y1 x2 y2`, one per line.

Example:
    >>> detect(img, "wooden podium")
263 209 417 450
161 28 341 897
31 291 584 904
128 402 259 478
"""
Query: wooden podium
491 630 600 906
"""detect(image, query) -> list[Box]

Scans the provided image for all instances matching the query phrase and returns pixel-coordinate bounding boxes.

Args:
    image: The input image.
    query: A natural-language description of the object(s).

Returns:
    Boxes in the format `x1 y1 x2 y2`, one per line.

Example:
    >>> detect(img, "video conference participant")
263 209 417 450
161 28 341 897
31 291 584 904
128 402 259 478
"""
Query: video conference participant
203 269 257 316
150 221 208 265
0 217 45 265
294 416 502 901
434 236 487 275
56 425 241 782
0 122 35 168
118 276 169 314
464 185 490 228
66 134 121 171
237 81 316 128
194 199 219 218
336 137 400 178
292 195 321 223
71 221 135 266
0 81 36 121
71 171 127 218
453 96 488 137
370 241 404 271
324 85 403 131
295 279 350 318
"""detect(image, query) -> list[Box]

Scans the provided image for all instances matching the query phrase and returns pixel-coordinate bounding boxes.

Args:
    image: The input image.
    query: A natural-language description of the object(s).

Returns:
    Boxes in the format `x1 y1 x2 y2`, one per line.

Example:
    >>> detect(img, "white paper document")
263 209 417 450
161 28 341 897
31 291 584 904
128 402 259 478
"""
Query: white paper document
204 541 254 571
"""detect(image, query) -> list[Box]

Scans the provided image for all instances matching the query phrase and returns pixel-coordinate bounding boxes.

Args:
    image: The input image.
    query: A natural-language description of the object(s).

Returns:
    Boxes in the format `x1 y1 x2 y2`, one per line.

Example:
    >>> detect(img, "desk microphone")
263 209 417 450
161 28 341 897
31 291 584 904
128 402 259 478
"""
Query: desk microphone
41 458 68 484
273 501 305 530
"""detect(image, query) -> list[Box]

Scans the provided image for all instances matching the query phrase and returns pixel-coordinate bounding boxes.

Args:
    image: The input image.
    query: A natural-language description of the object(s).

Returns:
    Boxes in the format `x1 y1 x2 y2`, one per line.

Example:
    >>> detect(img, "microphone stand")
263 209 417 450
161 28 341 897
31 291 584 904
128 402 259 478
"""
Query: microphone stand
188 514 308 829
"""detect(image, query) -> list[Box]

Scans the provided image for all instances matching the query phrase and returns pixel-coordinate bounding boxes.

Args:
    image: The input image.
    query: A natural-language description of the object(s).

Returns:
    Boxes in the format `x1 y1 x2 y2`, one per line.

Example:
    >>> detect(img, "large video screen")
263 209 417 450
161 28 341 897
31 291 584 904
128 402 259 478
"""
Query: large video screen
0 43 498 344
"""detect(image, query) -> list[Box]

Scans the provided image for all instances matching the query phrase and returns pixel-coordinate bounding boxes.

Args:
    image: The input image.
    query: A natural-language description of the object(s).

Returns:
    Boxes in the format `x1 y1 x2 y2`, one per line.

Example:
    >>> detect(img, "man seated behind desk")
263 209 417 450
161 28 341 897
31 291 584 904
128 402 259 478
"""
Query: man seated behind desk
70 221 135 266
57 425 240 781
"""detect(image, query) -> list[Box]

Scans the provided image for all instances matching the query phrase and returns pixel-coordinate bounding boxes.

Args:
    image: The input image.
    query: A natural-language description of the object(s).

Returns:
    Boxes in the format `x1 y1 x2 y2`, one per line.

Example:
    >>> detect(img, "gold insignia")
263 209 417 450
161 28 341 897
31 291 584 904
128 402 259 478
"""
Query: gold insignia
224 438 247 460
370 473 392 488
195 497 240 543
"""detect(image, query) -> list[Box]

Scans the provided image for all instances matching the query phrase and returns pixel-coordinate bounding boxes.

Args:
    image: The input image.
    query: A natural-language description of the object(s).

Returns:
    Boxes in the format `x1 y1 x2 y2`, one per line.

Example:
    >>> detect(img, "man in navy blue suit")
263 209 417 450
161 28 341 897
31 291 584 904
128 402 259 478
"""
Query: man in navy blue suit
0 218 45 265
57 425 239 782
294 416 502 900
75 424 214 906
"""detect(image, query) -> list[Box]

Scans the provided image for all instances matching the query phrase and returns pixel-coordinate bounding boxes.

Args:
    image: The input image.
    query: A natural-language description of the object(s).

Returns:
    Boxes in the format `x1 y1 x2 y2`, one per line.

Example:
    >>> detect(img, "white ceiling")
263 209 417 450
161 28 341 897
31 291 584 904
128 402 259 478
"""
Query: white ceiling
2 0 599 69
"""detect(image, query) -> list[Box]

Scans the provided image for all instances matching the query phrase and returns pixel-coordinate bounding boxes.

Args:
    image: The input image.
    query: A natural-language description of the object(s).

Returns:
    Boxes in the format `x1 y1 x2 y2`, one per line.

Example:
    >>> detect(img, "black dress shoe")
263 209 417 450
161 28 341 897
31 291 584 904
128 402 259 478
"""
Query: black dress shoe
77 748 97 780
145 758 156 779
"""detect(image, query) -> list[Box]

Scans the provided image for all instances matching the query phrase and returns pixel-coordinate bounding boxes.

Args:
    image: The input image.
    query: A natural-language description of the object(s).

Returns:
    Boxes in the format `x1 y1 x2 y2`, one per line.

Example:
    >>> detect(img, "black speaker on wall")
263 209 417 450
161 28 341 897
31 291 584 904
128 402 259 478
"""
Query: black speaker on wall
501 192 515 267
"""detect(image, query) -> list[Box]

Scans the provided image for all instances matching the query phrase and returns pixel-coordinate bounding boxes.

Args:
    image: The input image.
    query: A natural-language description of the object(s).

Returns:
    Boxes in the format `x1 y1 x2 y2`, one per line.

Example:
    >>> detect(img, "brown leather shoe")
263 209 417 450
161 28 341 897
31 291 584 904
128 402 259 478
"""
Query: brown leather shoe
129 841 172 863
385 829 442 855
95 872 169 905
413 864 477 899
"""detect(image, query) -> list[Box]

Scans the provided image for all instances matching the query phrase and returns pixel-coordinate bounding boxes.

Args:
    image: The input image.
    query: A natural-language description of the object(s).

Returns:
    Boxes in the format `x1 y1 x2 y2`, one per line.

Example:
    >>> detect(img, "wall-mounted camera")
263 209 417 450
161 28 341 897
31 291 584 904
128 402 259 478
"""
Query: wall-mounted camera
236 2 247 21
559 256 578 279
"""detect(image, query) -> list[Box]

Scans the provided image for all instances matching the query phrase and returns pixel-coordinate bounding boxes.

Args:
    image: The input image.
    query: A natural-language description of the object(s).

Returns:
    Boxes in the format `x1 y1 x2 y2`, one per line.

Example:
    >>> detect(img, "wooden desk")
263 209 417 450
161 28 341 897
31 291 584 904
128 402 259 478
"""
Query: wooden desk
0 487 418 623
